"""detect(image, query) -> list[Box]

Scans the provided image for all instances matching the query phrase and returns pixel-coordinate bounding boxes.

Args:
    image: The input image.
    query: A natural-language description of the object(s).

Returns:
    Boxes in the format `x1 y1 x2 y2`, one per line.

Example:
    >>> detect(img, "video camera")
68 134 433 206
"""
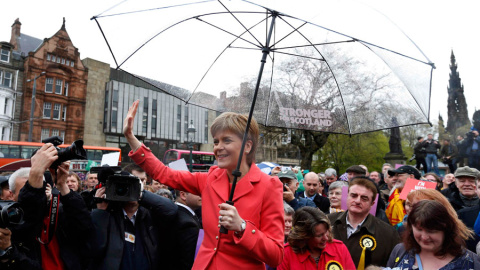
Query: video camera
92 165 141 202
0 201 24 229
32 136 87 169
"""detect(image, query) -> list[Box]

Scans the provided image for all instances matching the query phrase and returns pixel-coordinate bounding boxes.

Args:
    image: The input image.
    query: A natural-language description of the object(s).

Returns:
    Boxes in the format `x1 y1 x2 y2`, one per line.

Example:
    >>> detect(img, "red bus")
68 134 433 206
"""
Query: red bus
0 141 121 172
163 149 215 172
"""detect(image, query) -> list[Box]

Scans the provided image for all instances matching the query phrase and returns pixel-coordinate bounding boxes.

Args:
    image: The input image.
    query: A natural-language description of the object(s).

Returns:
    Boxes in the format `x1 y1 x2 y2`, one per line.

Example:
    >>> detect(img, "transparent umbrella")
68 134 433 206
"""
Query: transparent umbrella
92 0 434 231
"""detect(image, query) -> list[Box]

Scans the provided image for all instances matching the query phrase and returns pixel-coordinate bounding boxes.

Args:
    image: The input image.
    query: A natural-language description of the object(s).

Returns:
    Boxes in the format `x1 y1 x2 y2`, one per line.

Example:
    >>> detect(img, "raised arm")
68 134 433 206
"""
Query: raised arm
123 100 142 153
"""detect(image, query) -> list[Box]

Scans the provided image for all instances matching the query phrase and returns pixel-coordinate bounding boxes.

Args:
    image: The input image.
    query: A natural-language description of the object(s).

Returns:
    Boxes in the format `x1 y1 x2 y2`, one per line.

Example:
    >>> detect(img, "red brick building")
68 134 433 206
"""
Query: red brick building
10 18 87 143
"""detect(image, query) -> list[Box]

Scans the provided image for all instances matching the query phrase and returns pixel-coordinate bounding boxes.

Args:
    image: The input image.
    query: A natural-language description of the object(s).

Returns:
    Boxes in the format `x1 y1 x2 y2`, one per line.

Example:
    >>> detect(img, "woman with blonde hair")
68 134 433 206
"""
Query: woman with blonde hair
123 100 284 270
278 206 355 269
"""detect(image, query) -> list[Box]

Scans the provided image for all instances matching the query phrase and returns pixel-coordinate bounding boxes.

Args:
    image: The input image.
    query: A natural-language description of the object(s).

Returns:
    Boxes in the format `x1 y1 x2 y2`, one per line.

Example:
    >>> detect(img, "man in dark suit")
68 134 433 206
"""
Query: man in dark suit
171 190 202 270
299 172 330 213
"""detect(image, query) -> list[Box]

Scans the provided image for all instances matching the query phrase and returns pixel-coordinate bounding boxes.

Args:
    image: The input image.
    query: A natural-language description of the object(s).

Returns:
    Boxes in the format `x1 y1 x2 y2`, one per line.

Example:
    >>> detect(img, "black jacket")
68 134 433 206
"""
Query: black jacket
5 182 93 270
414 141 427 159
164 205 202 270
457 203 480 252
422 139 441 154
298 192 330 214
90 190 178 270
446 190 478 212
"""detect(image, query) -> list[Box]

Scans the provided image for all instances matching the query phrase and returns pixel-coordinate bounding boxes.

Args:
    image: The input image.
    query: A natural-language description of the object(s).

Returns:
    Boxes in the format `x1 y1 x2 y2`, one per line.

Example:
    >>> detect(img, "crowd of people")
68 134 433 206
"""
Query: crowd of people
1 101 480 269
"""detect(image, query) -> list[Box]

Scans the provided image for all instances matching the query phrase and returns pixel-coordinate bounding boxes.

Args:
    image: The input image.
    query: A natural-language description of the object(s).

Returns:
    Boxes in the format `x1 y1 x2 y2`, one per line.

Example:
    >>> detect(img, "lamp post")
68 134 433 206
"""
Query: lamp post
27 72 46 142
186 120 196 172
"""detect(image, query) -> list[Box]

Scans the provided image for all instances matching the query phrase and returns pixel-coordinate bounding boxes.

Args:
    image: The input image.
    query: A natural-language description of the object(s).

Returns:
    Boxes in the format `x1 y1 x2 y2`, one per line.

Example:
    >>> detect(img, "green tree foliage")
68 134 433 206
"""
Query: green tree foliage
312 131 389 173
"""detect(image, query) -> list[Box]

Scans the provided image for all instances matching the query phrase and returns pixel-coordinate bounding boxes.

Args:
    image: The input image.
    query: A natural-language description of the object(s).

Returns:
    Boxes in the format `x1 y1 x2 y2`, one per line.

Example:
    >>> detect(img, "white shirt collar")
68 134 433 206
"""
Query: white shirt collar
175 202 196 216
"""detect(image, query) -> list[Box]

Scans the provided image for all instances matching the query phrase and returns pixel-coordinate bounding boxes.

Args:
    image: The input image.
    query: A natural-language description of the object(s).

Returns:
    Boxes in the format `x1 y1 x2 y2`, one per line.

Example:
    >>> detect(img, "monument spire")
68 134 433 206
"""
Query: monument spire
446 50 470 135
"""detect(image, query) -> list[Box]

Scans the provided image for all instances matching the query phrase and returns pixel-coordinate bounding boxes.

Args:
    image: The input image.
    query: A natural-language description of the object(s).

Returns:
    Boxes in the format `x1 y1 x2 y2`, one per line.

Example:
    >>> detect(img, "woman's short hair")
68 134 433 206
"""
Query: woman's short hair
404 200 473 257
67 172 82 192
287 206 332 254
210 112 259 165
328 180 348 191
406 189 456 218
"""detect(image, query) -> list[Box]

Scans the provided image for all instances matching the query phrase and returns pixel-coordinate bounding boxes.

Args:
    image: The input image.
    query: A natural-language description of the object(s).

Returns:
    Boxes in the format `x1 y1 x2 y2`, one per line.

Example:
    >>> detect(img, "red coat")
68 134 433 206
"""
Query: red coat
278 241 356 270
129 145 285 269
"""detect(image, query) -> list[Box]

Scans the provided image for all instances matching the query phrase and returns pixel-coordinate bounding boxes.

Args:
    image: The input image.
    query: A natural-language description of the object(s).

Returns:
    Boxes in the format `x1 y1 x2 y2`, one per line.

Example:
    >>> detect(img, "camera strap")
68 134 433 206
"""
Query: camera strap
38 191 60 245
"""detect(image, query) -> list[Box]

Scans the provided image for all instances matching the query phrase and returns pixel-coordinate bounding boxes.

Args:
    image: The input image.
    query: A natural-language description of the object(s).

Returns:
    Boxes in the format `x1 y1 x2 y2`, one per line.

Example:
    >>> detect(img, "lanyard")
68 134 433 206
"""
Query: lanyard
415 254 424 270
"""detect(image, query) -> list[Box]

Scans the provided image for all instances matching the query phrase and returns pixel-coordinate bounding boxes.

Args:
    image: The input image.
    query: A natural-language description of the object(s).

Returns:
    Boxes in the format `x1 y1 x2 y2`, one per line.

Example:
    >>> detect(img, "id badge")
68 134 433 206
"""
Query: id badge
125 232 135 244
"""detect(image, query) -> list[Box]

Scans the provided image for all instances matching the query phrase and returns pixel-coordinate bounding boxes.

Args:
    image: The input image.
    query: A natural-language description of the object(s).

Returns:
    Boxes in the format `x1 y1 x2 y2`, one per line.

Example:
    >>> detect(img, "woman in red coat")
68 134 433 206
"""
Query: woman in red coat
123 100 284 269
278 207 355 270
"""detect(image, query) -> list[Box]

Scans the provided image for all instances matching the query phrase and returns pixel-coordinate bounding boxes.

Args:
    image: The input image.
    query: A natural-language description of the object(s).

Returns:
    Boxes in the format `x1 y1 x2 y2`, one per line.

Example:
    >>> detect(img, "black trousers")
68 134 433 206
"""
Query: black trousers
416 157 427 174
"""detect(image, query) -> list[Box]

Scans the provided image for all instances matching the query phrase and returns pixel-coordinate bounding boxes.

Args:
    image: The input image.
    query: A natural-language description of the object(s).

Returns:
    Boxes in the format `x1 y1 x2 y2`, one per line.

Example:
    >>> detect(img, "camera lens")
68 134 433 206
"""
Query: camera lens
115 183 129 196
6 207 23 224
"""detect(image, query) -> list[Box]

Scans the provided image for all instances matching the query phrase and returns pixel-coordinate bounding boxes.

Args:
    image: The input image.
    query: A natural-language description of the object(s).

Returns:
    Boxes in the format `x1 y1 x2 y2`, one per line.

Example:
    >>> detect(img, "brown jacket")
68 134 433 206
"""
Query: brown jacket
328 211 400 268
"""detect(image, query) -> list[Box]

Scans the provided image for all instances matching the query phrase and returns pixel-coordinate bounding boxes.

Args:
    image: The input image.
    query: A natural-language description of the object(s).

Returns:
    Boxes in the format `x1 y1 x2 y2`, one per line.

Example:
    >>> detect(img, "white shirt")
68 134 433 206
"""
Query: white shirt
346 213 368 239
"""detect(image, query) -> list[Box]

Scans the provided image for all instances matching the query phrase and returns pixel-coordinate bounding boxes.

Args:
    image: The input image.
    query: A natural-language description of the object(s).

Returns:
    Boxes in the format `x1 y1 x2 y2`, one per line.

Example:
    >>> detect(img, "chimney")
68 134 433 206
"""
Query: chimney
10 18 21 51
220 91 227 100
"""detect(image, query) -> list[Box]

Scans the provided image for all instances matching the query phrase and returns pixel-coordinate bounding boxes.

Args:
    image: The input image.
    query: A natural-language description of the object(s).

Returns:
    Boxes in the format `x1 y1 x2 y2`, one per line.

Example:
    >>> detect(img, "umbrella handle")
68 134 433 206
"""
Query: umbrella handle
219 200 234 234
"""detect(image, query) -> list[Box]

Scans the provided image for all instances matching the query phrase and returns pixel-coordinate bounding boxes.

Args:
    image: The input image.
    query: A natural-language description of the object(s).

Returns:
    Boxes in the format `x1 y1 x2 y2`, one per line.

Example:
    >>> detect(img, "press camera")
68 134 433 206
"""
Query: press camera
0 201 24 229
94 166 141 202
33 136 87 169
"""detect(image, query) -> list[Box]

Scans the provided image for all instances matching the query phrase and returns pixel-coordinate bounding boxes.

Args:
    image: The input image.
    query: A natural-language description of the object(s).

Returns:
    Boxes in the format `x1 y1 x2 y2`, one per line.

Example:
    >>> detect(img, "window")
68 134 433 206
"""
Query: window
52 55 56 62
151 99 157 135
62 106 67 121
60 131 65 141
111 110 117 129
53 103 61 120
1 71 12 87
64 82 68 96
45 78 53 93
43 102 51 118
66 60 70 66
205 111 209 143
112 89 119 108
4 98 9 115
61 58 65 64
47 54 51 61
0 49 10 62
142 97 148 134
55 79 63 94
177 104 182 138
52 129 59 137
56 57 60 63
41 129 50 141
70 61 74 67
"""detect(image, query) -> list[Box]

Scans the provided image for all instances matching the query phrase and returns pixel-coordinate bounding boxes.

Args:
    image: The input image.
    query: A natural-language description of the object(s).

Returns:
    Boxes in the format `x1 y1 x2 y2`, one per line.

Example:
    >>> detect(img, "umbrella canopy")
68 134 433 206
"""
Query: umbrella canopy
92 0 434 135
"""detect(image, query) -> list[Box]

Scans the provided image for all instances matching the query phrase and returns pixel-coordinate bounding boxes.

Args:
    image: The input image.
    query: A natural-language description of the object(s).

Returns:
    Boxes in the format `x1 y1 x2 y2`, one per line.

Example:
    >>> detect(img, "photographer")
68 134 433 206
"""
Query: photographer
2 143 93 269
413 136 428 173
421 133 441 174
89 170 178 270
1 174 40 269
440 138 458 173
465 130 480 170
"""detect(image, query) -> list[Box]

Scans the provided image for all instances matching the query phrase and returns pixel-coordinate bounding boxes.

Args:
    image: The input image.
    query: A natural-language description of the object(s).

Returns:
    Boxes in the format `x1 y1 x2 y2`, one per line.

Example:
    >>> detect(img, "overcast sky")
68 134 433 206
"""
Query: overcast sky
1 0 478 127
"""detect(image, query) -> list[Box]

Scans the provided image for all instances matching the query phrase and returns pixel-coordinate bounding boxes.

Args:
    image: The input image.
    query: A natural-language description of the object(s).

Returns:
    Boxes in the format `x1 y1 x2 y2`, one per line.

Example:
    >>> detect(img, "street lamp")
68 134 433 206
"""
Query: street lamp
27 72 46 142
186 120 196 172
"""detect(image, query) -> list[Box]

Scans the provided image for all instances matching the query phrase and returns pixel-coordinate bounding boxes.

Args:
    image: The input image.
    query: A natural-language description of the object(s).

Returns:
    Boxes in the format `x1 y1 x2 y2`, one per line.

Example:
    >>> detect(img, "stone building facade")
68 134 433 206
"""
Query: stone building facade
0 41 23 140
10 18 88 143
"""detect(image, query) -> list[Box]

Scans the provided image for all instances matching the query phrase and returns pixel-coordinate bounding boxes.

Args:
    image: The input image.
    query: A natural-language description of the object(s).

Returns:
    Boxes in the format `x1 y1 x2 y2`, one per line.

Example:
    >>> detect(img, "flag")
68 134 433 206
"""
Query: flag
385 188 405 226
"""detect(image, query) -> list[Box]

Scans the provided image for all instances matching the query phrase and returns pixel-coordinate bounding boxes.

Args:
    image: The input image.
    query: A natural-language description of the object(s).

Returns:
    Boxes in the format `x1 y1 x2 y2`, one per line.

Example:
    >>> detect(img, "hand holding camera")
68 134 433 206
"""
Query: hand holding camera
0 228 12 250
